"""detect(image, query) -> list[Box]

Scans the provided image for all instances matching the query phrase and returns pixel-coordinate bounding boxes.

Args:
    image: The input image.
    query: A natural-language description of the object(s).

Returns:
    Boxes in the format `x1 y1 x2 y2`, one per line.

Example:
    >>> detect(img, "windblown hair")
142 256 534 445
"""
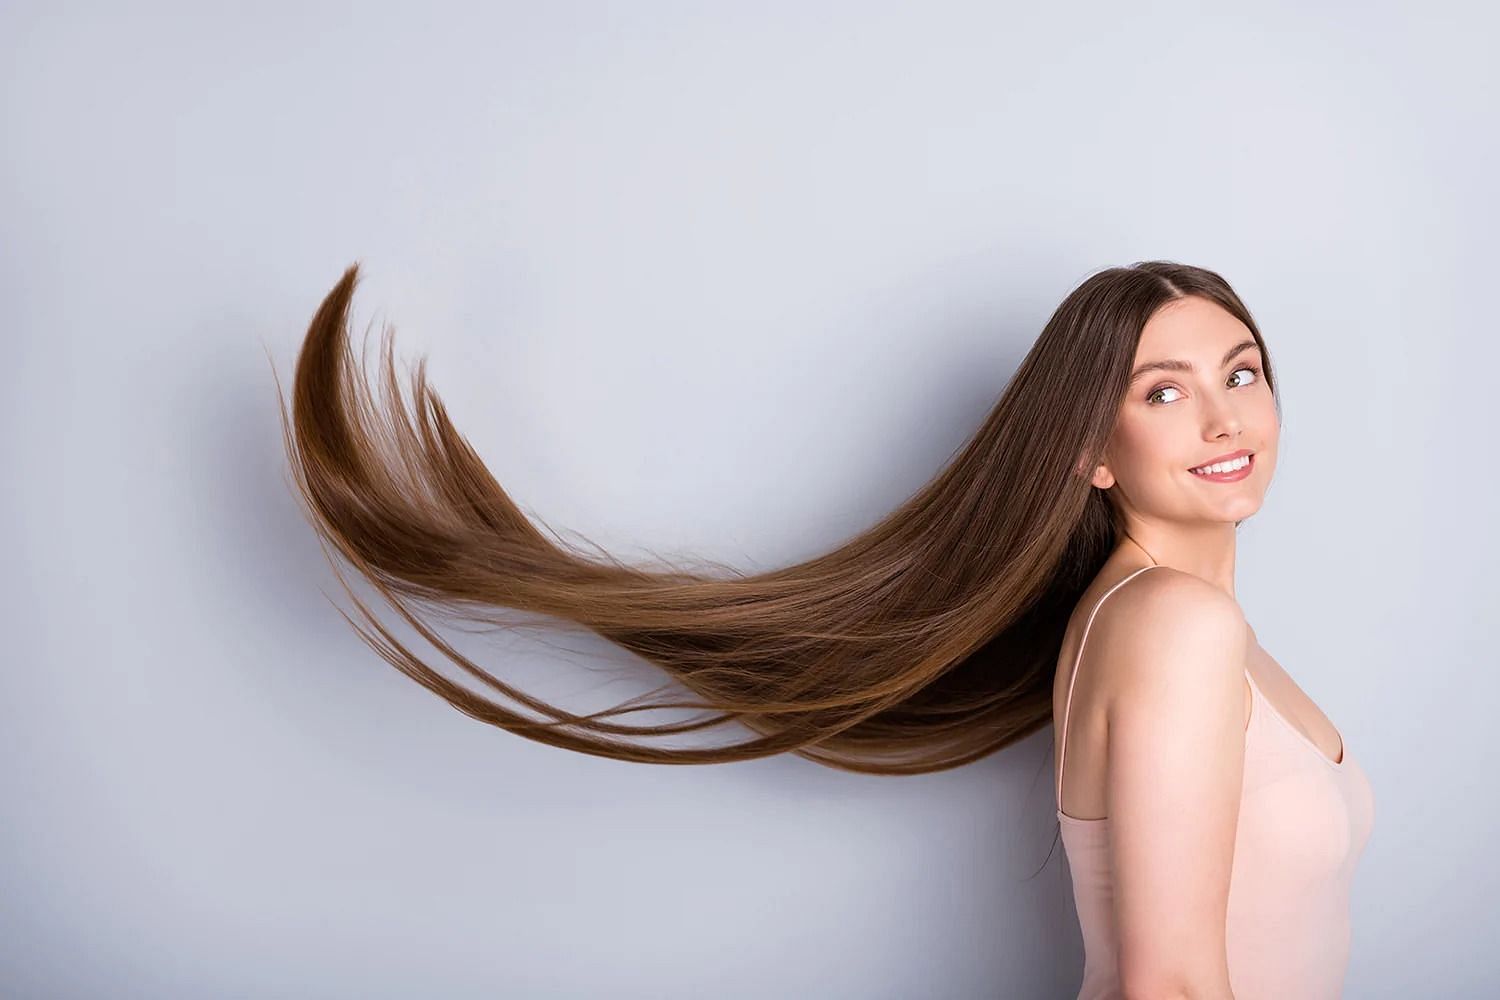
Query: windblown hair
275 260 1277 779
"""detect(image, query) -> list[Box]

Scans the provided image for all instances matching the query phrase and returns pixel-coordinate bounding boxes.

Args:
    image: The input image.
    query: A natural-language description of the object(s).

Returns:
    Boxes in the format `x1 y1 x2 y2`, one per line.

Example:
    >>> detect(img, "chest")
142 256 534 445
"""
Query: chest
1243 635 1345 766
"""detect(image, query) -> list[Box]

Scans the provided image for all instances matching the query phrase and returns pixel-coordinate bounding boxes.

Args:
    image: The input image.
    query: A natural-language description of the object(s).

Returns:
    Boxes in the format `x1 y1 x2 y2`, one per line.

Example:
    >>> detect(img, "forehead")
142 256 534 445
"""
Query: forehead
1135 296 1253 360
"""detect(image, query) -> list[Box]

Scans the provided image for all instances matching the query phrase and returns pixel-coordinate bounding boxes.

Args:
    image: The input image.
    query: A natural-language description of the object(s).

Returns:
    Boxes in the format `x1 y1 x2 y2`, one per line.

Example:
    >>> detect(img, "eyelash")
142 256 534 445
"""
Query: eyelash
1146 364 1262 406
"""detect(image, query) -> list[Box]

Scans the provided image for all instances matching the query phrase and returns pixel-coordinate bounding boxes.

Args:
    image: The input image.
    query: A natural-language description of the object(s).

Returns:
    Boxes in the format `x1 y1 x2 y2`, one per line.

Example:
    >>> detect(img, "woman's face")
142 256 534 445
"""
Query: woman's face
1094 295 1280 527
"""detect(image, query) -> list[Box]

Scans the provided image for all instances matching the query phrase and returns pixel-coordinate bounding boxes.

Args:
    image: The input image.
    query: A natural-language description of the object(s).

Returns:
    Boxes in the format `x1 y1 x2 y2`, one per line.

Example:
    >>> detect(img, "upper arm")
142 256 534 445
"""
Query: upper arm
1102 573 1249 997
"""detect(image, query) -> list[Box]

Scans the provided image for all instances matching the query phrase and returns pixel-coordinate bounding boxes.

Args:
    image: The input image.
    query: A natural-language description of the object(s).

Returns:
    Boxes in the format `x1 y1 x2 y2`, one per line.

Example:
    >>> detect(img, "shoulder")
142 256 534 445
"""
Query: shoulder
1087 566 1249 700
1110 565 1244 632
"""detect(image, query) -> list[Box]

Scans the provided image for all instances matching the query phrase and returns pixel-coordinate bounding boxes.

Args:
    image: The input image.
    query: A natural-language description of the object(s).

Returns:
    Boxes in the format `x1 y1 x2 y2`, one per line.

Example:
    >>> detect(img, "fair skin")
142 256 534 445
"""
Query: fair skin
1052 295 1346 998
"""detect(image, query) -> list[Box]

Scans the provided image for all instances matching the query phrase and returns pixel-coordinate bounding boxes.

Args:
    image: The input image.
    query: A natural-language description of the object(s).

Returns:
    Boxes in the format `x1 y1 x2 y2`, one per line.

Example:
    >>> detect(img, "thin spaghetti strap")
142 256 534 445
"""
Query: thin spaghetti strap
1056 564 1164 813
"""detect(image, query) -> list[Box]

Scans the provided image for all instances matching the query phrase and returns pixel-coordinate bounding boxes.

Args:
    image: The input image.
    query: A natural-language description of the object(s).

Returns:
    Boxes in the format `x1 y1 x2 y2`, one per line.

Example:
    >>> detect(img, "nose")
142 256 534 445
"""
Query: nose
1202 393 1244 440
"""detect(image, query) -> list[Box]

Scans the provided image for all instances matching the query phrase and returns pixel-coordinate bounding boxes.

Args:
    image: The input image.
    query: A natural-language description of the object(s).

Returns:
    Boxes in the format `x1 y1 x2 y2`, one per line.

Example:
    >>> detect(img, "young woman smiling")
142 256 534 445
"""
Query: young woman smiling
1053 292 1372 999
278 260 1373 999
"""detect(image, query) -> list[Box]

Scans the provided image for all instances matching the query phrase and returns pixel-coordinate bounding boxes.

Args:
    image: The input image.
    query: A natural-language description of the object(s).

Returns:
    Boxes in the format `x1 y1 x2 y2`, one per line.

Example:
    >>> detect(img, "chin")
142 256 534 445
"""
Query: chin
1224 500 1264 522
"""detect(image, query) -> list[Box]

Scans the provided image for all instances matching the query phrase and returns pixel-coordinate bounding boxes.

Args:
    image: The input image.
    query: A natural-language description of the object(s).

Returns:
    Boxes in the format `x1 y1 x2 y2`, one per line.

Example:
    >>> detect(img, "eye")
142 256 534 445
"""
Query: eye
1228 364 1261 388
1146 364 1262 405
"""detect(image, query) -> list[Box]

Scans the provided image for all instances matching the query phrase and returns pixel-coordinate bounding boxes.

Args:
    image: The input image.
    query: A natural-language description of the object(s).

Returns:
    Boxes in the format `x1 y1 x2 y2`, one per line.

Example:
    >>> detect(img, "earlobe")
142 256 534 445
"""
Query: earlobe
1077 452 1114 489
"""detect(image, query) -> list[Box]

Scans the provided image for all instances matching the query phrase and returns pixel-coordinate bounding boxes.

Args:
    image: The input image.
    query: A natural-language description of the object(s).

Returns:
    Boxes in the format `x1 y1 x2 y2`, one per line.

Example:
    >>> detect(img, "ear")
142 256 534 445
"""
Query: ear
1077 453 1115 490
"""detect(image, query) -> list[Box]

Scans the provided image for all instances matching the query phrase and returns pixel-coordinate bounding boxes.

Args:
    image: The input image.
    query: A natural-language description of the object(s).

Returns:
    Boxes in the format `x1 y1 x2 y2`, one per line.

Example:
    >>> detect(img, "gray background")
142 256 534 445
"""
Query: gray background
4 2 1495 997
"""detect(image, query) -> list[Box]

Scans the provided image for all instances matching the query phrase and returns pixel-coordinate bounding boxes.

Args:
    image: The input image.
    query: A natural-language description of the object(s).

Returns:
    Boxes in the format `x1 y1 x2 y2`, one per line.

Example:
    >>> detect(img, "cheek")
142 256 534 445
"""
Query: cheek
1255 399 1281 446
1111 419 1180 476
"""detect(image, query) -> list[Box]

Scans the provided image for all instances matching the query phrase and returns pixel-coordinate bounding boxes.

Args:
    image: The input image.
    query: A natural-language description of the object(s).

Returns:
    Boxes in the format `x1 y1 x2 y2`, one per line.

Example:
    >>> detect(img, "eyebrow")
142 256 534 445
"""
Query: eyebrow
1128 339 1261 386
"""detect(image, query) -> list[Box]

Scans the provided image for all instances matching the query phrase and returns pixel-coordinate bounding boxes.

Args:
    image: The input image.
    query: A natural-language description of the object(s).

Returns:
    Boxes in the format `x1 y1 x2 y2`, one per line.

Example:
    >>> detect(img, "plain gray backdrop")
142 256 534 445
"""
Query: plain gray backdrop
4 2 1496 997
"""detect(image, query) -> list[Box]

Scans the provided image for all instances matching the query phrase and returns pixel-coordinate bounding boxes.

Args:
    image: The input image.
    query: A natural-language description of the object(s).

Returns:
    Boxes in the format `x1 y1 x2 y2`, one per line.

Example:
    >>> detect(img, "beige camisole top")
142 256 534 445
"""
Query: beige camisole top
1056 565 1375 999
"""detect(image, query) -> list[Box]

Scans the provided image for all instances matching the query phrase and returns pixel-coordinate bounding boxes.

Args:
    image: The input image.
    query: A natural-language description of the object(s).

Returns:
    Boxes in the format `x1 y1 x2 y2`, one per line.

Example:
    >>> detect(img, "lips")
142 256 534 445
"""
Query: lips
1188 448 1254 471
1189 452 1255 482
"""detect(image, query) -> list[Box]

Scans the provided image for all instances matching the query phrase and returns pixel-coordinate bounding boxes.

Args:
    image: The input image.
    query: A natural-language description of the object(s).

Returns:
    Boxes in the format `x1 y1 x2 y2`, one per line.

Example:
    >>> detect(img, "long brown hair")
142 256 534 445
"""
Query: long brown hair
274 260 1277 780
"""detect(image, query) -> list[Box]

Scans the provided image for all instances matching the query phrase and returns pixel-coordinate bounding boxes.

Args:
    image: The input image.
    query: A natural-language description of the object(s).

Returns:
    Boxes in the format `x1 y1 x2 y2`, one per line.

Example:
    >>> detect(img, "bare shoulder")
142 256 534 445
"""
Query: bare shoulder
1111 566 1245 634
1086 566 1249 700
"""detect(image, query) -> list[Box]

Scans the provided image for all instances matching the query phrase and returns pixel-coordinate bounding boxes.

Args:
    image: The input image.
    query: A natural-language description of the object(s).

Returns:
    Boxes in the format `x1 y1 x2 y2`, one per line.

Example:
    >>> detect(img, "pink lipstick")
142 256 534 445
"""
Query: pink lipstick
1188 449 1254 482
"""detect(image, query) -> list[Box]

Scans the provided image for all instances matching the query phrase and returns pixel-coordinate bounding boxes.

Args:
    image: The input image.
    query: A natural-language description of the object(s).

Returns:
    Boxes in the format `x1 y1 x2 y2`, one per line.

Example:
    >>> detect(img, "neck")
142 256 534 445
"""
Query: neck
1117 520 1239 598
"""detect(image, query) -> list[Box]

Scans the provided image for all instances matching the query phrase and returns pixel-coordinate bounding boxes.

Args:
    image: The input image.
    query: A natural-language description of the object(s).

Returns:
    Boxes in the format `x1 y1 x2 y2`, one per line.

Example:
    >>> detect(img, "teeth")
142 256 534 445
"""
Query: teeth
1191 455 1250 475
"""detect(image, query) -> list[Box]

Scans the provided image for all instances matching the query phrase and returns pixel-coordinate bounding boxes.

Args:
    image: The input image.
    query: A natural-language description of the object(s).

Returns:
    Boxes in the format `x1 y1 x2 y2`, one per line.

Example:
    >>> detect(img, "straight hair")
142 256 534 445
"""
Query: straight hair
274 260 1278 781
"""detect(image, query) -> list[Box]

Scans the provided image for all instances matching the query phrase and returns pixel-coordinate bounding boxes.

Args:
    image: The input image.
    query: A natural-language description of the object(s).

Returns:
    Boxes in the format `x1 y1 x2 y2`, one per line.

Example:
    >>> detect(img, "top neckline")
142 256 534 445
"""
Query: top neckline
1243 667 1347 770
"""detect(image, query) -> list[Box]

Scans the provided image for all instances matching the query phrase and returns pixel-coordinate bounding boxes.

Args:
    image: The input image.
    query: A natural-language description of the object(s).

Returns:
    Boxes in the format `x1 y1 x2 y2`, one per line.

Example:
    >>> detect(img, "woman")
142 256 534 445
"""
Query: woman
277 259 1373 997
1051 290 1374 999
